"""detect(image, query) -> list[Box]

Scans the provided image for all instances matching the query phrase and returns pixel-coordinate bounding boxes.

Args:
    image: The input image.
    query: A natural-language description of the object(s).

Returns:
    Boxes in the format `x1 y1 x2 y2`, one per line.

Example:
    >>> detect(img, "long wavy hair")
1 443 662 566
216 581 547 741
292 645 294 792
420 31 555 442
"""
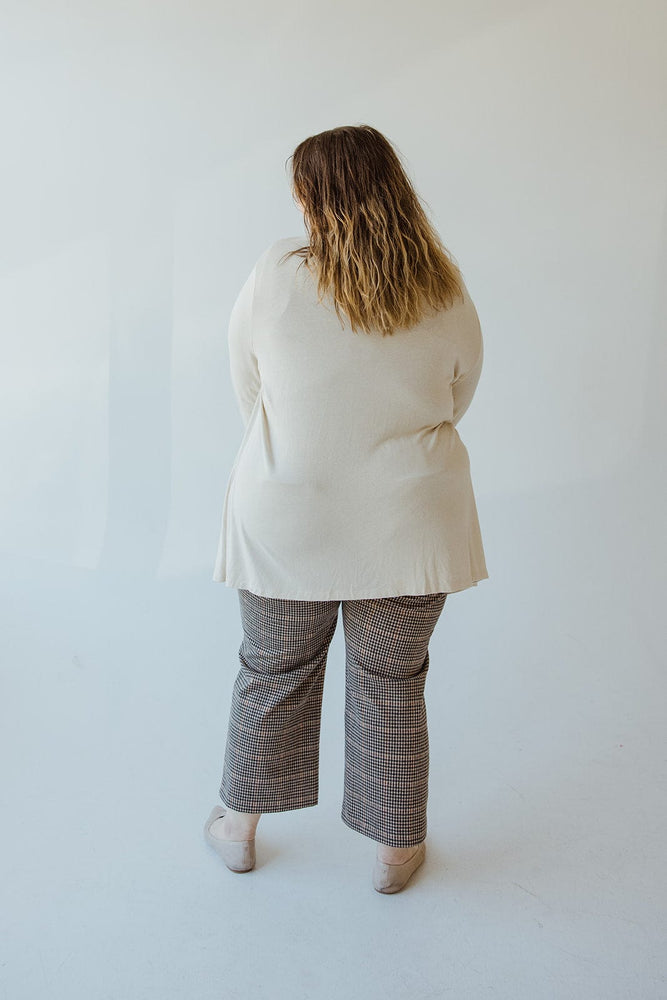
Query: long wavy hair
281 124 464 337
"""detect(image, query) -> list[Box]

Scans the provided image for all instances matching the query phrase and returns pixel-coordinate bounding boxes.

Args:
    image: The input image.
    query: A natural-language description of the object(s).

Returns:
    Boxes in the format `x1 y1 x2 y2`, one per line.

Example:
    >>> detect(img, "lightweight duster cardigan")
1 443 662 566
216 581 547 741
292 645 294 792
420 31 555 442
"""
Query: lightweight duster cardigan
213 235 489 600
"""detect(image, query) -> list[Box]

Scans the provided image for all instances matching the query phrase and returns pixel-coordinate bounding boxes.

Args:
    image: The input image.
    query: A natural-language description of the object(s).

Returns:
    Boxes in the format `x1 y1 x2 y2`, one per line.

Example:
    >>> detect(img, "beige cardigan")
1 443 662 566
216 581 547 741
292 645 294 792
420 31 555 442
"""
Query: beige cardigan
213 236 489 599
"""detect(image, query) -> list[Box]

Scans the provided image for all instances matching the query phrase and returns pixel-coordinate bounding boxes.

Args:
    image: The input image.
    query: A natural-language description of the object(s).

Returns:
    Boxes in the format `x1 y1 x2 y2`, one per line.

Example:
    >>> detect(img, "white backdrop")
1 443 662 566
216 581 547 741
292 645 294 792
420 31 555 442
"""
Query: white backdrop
1 1 666 998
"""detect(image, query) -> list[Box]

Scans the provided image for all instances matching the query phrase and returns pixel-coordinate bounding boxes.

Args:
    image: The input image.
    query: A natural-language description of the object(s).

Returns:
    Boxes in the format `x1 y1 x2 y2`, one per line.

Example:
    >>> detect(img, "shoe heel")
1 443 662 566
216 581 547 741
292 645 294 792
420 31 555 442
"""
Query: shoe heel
372 842 426 893
204 805 257 872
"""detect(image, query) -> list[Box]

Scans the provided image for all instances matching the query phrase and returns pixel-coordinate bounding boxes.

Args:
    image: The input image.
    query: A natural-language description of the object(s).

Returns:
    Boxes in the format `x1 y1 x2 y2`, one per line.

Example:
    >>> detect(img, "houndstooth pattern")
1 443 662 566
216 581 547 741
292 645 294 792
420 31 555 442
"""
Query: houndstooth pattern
219 588 447 847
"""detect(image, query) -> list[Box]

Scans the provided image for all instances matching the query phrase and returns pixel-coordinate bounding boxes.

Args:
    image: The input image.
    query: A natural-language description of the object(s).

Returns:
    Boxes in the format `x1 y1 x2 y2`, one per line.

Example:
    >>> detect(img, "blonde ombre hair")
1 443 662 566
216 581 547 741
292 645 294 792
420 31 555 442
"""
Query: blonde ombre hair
281 124 464 337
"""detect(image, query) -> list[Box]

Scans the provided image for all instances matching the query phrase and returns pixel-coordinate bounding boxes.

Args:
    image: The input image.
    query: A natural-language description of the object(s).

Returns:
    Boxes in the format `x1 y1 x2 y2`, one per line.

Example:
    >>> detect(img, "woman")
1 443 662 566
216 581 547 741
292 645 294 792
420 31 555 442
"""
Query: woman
204 124 489 893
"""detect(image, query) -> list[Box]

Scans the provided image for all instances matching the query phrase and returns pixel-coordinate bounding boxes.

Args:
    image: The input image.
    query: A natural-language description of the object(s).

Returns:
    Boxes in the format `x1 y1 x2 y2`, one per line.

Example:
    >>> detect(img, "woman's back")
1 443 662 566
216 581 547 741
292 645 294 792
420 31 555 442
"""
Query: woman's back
213 235 488 600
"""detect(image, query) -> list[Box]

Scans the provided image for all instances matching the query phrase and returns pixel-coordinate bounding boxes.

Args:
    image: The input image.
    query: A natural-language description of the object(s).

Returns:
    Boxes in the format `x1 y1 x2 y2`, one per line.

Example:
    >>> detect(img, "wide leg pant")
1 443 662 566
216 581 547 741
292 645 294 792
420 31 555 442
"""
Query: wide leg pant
219 588 448 847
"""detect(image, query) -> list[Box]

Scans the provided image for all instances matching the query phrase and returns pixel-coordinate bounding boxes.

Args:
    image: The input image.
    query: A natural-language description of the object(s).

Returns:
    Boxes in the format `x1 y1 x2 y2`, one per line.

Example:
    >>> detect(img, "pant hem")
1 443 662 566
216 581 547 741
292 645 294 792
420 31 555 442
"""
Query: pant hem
220 789 319 814
340 804 426 847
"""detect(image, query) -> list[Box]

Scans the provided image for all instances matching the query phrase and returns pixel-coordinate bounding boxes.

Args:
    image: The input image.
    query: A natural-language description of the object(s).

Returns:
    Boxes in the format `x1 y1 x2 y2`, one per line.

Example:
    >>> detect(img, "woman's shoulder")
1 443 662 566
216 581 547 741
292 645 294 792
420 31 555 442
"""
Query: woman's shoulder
260 234 304 260
252 235 305 279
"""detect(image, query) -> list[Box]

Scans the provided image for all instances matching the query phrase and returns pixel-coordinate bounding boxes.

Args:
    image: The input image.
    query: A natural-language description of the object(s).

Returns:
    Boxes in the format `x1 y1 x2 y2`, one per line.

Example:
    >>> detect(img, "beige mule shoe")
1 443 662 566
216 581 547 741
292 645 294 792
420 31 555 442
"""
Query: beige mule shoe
373 841 426 893
203 805 256 872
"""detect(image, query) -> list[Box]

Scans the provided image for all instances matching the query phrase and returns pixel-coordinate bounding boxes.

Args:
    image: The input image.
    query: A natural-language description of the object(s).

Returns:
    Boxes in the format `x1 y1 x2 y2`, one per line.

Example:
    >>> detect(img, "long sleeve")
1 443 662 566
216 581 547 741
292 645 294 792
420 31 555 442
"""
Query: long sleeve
228 265 260 426
452 338 483 427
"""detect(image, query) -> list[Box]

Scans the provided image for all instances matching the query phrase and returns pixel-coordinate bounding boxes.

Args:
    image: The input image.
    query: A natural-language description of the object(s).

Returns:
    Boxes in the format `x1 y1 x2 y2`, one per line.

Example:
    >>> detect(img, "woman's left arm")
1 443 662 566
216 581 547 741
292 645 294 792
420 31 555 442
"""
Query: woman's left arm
227 265 260 426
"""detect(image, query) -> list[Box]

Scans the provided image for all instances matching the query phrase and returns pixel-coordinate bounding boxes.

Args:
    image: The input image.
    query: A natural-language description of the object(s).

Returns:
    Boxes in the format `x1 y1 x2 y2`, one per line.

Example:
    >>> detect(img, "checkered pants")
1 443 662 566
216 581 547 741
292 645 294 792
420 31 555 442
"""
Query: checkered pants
219 588 448 847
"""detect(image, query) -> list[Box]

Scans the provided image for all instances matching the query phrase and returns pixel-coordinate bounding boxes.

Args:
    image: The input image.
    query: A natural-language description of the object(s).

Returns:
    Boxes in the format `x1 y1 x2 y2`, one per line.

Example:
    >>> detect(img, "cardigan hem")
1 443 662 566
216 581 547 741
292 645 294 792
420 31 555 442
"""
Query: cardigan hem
211 572 489 601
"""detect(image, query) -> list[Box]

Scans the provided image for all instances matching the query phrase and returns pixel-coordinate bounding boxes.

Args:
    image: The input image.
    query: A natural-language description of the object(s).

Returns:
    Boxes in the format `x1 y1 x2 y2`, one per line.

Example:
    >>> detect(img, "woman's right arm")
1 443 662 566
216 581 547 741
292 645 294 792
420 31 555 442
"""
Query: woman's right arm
452 338 483 426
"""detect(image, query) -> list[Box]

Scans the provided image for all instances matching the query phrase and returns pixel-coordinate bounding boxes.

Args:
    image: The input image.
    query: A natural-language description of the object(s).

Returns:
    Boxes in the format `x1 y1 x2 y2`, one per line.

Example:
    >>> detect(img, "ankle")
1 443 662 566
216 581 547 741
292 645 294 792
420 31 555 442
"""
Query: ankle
224 808 261 838
376 842 422 864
